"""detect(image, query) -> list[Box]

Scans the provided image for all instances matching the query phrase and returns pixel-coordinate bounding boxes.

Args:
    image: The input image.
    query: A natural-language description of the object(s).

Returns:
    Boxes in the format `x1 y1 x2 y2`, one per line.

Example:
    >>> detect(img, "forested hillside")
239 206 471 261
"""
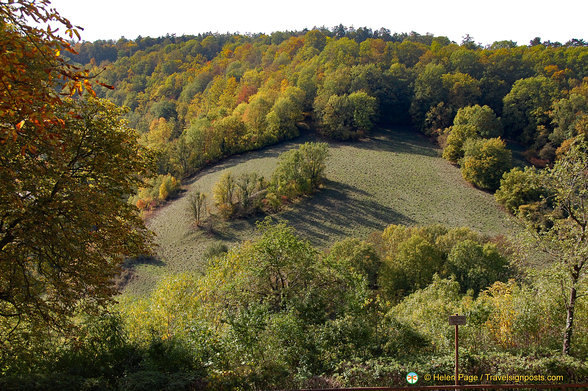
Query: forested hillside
66 29 587 203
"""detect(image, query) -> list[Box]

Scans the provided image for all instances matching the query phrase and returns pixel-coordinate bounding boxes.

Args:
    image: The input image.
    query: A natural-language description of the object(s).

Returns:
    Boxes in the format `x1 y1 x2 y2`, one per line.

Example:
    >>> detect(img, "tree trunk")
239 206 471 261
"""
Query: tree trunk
562 285 576 355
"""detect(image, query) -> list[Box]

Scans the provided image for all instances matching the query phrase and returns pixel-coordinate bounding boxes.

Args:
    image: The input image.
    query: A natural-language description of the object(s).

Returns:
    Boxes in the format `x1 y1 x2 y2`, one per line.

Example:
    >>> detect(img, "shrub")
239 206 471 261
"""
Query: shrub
461 138 512 191
494 166 545 215
131 174 181 210
442 124 478 163
446 240 509 295
203 242 229 261
271 142 329 198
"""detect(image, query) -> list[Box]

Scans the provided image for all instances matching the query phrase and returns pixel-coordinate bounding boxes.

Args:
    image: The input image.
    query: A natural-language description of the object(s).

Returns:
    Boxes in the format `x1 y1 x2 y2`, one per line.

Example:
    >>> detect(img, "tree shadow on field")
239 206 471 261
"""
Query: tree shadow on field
116 256 165 291
279 179 414 246
330 127 440 158
123 255 165 268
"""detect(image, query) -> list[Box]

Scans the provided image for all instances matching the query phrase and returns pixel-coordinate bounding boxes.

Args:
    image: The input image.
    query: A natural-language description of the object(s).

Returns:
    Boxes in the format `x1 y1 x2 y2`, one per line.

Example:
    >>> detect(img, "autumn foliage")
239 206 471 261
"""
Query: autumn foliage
0 1 153 357
0 0 108 146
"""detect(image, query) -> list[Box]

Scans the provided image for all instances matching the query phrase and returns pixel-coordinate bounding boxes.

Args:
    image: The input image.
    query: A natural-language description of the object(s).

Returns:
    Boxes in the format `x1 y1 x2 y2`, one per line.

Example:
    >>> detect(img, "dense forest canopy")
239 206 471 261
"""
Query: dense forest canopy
65 28 586 187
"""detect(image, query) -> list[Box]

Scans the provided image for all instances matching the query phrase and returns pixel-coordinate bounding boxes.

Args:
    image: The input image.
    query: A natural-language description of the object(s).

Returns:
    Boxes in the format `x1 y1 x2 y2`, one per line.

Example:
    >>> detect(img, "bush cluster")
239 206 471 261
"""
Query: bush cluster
194 142 329 222
131 174 182 211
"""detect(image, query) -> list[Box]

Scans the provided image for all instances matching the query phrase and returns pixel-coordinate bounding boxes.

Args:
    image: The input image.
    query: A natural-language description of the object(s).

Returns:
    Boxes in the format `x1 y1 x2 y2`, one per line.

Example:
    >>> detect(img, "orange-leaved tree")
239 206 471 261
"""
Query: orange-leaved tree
0 0 110 146
0 0 153 364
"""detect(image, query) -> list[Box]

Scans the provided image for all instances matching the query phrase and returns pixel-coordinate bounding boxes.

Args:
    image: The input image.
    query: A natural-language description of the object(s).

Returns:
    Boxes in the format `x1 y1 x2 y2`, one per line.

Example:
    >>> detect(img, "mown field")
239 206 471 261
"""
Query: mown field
124 127 517 295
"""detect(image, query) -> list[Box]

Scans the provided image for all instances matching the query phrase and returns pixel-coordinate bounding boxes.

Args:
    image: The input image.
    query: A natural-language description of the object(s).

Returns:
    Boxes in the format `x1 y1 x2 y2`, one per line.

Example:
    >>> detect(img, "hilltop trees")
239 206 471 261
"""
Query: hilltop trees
56 22 584 184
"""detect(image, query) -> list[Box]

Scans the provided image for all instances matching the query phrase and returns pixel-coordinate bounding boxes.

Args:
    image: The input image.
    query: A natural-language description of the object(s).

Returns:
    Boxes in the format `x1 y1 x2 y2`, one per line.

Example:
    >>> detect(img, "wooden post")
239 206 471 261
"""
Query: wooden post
455 322 459 386
449 314 466 388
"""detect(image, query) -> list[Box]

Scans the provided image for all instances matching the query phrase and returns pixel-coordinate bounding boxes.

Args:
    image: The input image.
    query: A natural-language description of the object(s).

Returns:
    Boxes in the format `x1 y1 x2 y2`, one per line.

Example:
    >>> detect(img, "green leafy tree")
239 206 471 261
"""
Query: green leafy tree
213 171 236 218
297 142 329 191
326 238 381 289
265 87 305 141
0 98 153 349
234 172 266 216
395 40 427 67
442 105 503 163
385 63 414 124
189 191 208 226
495 167 546 214
303 29 327 51
316 94 353 139
393 276 464 351
271 142 329 197
453 104 503 138
410 63 446 130
348 91 378 131
442 124 478 164
319 37 359 68
461 137 513 190
199 219 319 313
502 76 560 145
446 240 509 295
525 137 588 355
549 81 588 145
316 92 377 140
243 89 278 146
449 48 483 77
380 235 444 298
441 72 481 109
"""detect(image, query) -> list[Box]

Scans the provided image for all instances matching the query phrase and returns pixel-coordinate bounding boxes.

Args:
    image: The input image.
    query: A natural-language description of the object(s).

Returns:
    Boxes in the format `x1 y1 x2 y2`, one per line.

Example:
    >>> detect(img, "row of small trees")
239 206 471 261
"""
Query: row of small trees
188 142 329 224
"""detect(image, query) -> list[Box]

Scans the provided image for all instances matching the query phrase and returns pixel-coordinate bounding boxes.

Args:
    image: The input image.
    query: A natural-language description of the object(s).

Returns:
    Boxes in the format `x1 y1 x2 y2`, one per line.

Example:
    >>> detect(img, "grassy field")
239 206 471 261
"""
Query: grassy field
124 127 517 295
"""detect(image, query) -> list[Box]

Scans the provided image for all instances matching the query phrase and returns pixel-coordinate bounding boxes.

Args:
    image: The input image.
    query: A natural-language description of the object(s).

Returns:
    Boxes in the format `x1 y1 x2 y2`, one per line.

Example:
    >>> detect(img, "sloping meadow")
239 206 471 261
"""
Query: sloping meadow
125 126 516 295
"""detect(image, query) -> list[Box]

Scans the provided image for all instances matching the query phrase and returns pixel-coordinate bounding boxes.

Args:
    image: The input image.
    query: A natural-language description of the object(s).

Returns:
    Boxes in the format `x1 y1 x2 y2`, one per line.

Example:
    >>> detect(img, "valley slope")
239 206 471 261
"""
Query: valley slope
125 126 516 295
